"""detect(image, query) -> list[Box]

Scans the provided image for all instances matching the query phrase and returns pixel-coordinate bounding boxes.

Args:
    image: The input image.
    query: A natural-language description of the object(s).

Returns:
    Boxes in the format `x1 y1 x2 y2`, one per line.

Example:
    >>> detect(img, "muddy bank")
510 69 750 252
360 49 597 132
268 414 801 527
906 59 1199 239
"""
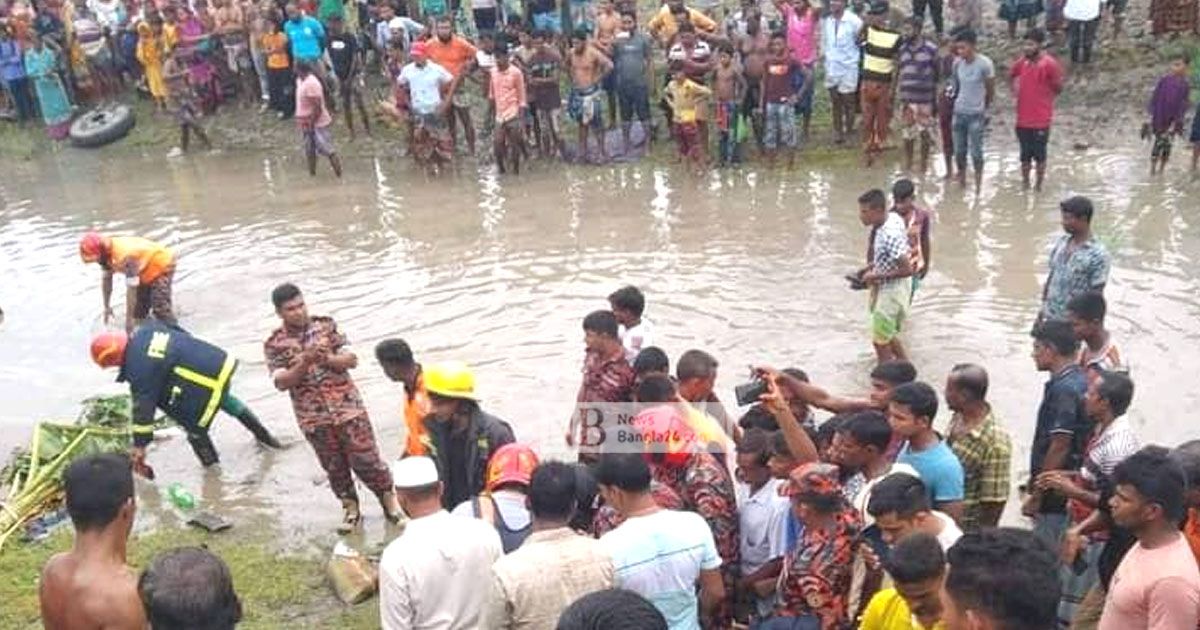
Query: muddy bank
0 521 378 629
5 28 1195 163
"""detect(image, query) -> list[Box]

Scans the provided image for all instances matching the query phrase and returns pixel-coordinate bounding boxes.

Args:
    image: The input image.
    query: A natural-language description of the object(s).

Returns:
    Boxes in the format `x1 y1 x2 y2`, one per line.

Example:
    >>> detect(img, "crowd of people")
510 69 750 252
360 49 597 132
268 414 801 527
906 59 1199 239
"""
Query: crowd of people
3 0 1200 176
34 178 1200 630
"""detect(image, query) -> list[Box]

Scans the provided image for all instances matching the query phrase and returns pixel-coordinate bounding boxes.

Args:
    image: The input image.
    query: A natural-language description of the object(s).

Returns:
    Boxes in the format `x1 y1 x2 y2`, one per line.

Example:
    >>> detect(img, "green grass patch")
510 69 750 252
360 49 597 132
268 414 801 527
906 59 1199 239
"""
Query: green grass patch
0 526 377 630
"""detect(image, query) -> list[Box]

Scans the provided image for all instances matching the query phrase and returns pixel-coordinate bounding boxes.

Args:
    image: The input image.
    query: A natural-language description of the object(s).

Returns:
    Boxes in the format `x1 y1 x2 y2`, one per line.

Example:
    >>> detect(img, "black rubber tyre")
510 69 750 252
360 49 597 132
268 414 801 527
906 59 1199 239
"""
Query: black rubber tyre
70 104 136 148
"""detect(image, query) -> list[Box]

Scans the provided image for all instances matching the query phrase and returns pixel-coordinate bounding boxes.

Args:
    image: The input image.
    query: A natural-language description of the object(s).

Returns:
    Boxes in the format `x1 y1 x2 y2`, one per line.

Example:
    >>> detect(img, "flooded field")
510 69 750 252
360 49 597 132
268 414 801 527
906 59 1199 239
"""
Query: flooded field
2 137 1199 542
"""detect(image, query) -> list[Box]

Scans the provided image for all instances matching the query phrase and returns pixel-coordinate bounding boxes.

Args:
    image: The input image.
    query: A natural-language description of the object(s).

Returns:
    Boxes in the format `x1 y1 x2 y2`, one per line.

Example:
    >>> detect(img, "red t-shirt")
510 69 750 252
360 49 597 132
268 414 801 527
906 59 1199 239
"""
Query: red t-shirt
762 57 799 104
1010 53 1064 129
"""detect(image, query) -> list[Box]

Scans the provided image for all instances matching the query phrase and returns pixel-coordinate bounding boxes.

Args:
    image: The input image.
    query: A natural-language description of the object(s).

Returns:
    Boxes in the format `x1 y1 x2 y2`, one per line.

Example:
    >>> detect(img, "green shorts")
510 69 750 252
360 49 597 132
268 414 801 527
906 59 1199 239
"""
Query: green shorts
870 280 912 344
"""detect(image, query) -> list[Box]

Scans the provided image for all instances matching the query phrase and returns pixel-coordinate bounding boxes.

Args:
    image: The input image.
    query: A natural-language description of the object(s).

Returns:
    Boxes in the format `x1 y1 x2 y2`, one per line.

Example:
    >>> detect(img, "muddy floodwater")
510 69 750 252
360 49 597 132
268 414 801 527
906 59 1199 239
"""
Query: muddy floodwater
2 139 1199 545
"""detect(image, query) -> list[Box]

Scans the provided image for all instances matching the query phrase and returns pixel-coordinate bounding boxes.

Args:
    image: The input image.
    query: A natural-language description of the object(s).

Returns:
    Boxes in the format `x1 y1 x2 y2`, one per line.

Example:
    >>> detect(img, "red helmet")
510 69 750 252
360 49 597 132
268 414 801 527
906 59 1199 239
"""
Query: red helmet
633 404 698 469
79 232 106 263
485 443 539 492
90 330 128 369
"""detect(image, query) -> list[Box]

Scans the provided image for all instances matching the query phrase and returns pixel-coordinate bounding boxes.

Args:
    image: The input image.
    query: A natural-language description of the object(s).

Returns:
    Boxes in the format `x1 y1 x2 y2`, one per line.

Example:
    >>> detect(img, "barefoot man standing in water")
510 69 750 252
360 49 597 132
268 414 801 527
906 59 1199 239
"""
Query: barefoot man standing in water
40 454 146 630
566 29 613 162
295 60 343 178
264 283 403 532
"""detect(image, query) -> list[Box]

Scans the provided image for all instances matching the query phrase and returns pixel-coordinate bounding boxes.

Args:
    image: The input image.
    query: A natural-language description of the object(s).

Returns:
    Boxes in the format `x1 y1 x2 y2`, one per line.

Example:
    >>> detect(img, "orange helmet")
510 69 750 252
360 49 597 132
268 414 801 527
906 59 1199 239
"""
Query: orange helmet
90 330 129 369
79 232 107 263
485 443 539 492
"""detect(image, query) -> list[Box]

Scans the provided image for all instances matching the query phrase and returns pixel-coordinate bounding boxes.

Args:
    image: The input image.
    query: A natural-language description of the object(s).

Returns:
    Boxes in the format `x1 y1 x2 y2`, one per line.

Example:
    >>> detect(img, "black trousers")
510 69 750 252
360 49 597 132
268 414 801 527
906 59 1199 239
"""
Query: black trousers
913 0 945 34
1068 18 1098 63
267 66 294 117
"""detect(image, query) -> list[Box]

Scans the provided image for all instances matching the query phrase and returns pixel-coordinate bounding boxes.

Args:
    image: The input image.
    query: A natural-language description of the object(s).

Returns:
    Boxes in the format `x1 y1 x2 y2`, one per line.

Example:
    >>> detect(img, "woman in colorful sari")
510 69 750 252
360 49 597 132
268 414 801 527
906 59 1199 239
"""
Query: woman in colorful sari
24 34 73 138
175 6 219 112
136 18 167 108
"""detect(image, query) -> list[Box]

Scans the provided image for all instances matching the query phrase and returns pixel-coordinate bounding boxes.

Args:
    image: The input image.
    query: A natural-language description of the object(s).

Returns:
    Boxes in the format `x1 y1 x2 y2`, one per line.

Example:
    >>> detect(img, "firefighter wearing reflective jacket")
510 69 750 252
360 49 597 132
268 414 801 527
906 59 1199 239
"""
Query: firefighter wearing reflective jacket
90 321 282 471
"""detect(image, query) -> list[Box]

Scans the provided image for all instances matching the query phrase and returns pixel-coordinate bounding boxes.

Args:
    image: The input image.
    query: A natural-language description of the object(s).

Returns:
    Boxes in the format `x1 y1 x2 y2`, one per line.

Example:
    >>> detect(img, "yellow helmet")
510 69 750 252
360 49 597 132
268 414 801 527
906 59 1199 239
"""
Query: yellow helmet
423 361 478 401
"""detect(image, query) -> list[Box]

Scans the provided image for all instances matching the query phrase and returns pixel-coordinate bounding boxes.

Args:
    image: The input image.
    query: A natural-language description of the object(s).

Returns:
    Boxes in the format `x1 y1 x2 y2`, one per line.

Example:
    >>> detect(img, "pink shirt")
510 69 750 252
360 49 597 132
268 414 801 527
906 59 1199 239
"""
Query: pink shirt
783 4 818 67
295 74 332 129
489 65 527 123
1010 53 1063 129
1099 533 1200 630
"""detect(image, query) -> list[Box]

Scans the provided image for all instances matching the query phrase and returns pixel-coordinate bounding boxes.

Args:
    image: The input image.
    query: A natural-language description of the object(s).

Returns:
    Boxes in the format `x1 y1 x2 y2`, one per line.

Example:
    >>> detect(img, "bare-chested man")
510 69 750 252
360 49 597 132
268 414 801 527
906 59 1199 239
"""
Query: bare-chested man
566 29 614 162
212 0 256 104
737 11 769 145
712 45 746 165
593 0 622 128
40 454 145 630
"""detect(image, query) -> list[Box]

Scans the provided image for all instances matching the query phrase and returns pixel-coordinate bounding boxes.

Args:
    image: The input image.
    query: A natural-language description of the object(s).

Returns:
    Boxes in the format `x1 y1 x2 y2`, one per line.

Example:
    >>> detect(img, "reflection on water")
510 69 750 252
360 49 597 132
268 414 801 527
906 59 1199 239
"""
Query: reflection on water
2 142 1199 540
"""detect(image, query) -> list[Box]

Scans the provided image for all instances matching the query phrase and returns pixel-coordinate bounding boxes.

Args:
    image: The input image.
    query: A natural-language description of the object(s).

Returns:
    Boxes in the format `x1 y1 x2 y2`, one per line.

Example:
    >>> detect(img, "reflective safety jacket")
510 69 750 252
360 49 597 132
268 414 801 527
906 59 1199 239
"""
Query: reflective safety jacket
118 320 237 446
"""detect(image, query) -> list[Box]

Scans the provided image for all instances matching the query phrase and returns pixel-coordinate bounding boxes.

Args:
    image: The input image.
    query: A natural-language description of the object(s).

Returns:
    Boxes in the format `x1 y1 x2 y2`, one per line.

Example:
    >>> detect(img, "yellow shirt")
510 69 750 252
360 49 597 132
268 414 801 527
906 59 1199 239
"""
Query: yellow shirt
682 403 731 453
861 588 945 630
647 6 717 45
666 78 711 124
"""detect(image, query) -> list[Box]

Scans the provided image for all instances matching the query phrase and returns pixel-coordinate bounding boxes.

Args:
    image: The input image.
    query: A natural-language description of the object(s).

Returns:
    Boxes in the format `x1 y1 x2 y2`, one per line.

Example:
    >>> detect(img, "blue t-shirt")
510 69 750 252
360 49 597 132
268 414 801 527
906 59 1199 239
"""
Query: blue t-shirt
284 16 325 62
897 439 965 504
784 511 804 552
600 510 722 630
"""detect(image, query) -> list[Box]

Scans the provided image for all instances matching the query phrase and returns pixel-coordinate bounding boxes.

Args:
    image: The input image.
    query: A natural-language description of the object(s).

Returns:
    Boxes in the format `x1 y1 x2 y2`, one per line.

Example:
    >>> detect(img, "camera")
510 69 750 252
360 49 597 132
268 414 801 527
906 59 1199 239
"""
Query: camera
734 378 769 407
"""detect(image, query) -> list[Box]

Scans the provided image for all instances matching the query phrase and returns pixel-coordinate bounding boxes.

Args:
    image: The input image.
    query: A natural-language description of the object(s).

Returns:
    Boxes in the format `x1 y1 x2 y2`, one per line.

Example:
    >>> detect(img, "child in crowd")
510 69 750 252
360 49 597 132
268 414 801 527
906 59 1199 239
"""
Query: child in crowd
759 32 802 168
665 61 712 168
712 43 746 166
260 19 293 119
162 48 213 155
1146 55 1190 175
937 34 957 180
527 29 564 157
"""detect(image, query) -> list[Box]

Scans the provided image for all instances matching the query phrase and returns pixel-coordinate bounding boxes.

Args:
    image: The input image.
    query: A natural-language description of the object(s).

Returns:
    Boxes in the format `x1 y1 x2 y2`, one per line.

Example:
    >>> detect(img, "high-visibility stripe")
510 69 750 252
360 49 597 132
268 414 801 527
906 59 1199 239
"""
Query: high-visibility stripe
173 356 236 429
131 424 156 434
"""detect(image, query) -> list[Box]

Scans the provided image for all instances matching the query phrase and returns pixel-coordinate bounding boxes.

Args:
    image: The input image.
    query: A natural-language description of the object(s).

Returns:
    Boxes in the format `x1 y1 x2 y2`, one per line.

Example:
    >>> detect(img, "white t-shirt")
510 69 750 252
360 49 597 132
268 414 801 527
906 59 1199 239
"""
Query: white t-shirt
476 50 496 71
736 478 790 576
932 510 963 551
398 61 453 115
1064 0 1101 21
620 318 655 363
601 509 721 630
851 462 919 527
379 510 503 630
450 489 533 531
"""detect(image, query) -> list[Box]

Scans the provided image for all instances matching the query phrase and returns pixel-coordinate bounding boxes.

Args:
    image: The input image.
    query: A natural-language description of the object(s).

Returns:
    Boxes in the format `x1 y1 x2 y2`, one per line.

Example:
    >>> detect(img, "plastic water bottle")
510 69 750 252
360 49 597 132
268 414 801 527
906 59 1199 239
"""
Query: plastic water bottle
166 482 196 510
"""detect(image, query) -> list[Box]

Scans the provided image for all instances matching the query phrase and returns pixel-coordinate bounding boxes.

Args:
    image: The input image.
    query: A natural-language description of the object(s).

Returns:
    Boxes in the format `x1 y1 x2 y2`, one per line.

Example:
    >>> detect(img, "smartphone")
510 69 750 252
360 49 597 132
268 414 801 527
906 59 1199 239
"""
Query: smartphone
860 524 891 566
734 379 769 407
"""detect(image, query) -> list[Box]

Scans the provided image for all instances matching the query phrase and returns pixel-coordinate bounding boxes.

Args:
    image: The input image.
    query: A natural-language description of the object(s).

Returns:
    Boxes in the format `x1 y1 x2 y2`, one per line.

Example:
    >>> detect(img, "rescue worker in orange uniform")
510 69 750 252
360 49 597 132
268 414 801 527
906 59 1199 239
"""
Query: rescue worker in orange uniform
79 232 177 333
375 338 432 457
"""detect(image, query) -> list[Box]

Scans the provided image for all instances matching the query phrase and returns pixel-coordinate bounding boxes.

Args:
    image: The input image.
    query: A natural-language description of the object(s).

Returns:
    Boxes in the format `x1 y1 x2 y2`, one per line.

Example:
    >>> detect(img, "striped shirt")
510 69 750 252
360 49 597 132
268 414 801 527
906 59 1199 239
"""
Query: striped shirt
897 39 939 105
1079 339 1124 372
861 25 901 82
1081 416 1139 485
